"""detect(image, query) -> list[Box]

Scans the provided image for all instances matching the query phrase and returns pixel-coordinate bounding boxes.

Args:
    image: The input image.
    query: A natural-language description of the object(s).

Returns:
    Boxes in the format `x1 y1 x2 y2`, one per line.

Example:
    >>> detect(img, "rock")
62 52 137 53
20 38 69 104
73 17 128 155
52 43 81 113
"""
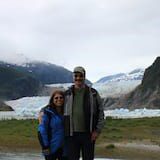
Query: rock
0 100 14 111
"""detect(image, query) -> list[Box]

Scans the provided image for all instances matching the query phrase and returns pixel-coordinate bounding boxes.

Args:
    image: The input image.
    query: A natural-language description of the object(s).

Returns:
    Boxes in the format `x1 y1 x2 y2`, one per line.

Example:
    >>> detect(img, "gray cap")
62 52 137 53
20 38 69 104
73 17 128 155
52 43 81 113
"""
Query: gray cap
73 66 86 76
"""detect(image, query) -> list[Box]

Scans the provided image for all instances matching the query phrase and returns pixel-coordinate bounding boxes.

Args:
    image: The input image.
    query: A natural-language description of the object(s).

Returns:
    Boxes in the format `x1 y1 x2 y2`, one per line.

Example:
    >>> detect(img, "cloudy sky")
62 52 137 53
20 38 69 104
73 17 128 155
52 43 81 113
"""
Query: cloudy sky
0 0 159 82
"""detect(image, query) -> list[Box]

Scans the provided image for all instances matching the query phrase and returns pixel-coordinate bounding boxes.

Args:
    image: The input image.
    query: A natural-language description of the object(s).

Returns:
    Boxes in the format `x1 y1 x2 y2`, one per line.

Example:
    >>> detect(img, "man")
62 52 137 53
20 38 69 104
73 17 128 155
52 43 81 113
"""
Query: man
64 66 104 160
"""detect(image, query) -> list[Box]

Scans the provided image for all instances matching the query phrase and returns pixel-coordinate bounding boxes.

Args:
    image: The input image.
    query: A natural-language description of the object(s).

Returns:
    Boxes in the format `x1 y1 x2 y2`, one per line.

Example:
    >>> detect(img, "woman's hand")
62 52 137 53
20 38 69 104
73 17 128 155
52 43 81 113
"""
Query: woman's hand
42 148 50 155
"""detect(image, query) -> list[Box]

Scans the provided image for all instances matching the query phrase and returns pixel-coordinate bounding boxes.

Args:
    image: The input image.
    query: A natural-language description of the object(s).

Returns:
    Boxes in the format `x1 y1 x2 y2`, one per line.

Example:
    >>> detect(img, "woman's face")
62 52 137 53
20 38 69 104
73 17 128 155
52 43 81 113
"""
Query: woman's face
53 93 64 107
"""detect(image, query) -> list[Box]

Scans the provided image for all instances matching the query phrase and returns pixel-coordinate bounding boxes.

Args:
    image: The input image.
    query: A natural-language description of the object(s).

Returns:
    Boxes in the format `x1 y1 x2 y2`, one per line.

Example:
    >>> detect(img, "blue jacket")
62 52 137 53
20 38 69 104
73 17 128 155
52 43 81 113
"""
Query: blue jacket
38 106 64 155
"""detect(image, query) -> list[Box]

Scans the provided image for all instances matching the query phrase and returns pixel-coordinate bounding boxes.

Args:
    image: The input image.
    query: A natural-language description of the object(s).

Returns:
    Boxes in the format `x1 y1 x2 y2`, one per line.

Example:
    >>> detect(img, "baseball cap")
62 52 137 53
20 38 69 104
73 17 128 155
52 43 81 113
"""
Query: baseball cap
73 66 85 76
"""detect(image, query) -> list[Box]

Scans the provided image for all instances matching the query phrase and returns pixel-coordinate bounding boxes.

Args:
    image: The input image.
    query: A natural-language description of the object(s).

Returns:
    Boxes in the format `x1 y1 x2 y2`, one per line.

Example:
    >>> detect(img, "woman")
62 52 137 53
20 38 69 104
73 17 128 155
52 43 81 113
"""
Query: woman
38 90 67 160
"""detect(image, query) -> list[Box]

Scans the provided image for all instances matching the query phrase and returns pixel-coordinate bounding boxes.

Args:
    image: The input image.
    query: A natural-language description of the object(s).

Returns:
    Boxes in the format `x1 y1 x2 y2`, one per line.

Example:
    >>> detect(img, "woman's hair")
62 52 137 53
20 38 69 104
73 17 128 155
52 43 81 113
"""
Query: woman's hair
49 90 65 107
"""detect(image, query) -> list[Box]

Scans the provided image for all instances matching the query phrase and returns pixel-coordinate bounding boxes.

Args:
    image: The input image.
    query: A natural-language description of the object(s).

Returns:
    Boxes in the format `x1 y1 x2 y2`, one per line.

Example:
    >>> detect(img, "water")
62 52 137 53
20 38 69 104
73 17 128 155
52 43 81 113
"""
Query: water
0 152 119 160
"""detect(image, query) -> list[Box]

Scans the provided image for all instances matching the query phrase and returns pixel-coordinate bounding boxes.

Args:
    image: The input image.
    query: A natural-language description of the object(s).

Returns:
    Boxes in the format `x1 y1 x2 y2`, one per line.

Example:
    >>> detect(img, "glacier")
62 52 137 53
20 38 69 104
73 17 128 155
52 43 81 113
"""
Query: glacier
93 80 141 98
0 96 159 120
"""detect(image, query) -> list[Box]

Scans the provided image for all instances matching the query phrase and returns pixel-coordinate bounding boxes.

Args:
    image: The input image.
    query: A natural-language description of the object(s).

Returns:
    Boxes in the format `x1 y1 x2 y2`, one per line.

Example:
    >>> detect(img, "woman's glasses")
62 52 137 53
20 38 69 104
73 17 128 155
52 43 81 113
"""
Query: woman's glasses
54 96 64 100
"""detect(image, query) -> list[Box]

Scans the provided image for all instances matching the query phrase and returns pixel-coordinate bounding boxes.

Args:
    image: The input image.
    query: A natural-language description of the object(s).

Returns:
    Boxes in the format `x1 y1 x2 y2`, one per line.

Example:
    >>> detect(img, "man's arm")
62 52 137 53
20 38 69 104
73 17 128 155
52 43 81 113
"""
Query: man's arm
38 106 48 124
95 92 105 133
38 111 44 124
91 91 104 141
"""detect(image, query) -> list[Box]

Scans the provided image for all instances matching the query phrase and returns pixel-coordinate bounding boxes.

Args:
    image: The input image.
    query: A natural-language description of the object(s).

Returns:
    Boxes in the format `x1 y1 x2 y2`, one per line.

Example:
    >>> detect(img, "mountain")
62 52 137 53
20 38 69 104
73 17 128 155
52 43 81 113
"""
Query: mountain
0 61 72 100
0 54 92 84
0 63 43 100
103 57 160 109
0 53 73 84
0 54 91 99
93 69 144 98
15 62 73 84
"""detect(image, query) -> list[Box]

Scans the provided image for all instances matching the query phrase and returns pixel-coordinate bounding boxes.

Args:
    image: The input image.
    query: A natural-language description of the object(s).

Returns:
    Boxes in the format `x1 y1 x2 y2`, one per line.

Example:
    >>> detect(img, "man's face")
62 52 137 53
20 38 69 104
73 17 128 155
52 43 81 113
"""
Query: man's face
73 72 85 87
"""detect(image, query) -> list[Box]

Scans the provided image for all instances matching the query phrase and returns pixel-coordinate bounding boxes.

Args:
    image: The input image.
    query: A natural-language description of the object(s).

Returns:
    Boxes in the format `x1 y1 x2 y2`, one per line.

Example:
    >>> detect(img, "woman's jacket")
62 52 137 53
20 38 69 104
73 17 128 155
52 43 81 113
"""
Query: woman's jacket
38 106 64 155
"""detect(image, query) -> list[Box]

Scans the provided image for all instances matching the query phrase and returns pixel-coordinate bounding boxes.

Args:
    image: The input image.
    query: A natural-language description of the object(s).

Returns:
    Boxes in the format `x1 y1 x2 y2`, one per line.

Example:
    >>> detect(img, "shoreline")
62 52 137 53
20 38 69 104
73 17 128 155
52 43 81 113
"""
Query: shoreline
1 141 160 153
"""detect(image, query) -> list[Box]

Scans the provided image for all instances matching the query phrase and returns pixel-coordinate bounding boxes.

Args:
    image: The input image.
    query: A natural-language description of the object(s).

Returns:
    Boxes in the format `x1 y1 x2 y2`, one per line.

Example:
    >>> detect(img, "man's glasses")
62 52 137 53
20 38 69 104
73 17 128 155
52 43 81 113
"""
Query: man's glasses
54 96 64 100
74 74 84 78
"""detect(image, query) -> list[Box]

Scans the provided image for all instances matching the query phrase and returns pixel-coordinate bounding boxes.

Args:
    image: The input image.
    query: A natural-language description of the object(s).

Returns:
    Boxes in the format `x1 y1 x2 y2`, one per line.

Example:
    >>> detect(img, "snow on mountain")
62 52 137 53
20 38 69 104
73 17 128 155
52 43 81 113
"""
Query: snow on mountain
93 69 145 98
0 53 50 67
2 96 160 120
97 69 144 83
0 53 33 66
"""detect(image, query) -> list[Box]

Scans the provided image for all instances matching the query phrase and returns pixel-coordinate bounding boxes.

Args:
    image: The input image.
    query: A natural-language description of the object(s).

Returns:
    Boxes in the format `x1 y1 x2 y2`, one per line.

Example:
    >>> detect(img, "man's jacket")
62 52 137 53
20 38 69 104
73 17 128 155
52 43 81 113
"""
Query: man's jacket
64 85 104 136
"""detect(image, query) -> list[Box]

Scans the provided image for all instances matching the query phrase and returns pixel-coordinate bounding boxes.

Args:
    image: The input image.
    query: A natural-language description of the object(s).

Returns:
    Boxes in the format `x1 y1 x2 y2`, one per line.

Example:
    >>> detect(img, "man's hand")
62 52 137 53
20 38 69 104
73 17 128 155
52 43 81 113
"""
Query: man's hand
91 131 99 142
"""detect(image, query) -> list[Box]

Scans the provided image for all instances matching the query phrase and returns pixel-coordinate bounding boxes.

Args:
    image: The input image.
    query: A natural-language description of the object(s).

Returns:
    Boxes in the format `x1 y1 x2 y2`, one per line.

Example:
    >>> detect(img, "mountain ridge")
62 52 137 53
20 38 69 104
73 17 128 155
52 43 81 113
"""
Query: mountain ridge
103 57 160 109
0 58 91 100
96 68 144 84
93 68 144 98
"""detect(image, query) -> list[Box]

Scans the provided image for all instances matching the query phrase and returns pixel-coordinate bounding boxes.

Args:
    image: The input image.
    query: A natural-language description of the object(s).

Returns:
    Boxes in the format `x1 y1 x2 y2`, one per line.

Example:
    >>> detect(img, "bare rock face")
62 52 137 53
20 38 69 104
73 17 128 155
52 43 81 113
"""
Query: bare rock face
104 57 160 109
0 100 14 111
